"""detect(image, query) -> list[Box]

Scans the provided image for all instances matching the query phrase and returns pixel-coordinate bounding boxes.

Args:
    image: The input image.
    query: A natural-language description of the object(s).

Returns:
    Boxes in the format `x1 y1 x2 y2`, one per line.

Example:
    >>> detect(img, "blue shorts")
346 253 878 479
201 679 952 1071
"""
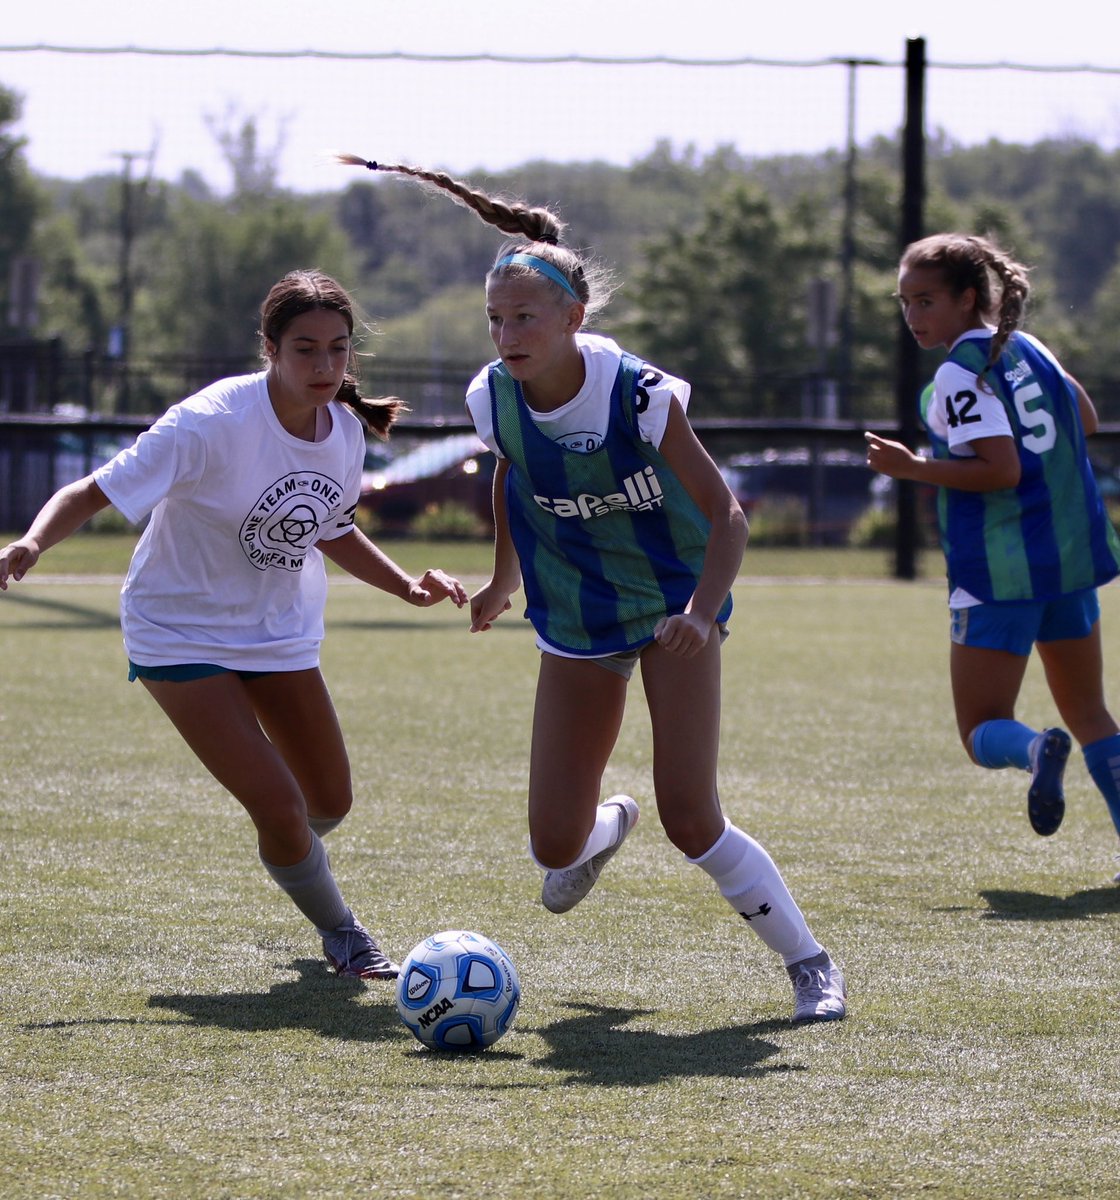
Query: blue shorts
128 661 276 683
950 591 1100 655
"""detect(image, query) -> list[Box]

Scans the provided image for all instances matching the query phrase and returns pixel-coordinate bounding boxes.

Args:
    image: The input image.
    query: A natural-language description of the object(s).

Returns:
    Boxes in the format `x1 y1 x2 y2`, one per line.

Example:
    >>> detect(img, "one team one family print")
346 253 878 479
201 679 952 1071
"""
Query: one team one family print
239 471 346 571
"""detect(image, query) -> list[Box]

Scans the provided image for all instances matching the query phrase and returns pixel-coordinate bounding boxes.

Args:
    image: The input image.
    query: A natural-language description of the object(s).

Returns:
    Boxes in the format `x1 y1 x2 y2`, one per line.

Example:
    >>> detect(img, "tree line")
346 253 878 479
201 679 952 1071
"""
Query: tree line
5 82 1120 422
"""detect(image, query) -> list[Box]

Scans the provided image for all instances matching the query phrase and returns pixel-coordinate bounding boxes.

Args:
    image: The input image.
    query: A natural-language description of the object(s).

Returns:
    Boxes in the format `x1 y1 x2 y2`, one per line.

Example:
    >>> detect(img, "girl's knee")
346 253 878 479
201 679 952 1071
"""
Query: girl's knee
658 804 724 859
311 792 353 821
529 830 584 871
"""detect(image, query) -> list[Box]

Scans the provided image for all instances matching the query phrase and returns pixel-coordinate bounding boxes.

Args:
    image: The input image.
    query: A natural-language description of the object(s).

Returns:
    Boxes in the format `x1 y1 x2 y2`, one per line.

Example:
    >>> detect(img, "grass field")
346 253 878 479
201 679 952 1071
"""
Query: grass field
2 535 1119 1198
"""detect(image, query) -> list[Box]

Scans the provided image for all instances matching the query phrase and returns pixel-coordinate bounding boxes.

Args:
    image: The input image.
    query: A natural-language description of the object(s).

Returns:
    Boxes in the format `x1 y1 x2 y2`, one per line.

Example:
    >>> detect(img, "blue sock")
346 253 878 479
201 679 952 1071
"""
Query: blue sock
971 719 1037 770
1082 734 1120 838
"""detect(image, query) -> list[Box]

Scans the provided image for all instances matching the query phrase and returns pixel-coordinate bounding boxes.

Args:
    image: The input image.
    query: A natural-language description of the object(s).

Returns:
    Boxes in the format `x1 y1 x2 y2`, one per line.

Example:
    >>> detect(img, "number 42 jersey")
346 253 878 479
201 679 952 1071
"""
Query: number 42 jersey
920 327 1120 604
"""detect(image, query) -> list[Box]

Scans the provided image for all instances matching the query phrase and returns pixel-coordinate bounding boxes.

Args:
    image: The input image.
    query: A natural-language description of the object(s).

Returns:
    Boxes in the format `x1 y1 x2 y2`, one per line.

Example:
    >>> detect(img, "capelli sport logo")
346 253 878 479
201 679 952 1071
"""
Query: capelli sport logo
238 471 346 571
532 465 664 518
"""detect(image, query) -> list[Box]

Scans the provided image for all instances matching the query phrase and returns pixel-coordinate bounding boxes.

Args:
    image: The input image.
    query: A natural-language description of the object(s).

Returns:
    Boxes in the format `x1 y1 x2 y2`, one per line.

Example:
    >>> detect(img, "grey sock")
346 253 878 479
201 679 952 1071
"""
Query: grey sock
260 831 350 934
308 816 344 838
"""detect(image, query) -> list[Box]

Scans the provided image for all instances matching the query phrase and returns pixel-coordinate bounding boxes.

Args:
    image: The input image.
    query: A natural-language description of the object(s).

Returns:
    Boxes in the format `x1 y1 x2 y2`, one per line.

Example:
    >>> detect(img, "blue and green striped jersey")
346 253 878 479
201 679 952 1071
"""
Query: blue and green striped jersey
488 352 731 654
919 332 1120 602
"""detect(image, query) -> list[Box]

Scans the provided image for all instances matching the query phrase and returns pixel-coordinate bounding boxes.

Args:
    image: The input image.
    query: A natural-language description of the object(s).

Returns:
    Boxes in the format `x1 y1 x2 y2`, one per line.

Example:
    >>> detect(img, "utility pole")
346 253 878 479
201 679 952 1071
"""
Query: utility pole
895 38 927 581
111 150 150 412
838 60 859 415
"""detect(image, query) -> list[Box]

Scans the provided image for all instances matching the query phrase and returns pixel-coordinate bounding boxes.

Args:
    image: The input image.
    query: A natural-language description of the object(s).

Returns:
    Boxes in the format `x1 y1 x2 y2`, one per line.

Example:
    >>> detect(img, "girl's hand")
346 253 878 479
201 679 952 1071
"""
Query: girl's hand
405 569 468 608
864 431 923 480
653 612 712 658
469 581 515 632
0 538 40 590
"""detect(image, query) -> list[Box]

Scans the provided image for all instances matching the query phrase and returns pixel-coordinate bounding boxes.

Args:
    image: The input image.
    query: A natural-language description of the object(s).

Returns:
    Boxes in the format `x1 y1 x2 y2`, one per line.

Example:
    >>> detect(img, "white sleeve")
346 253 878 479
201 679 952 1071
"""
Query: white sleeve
634 363 691 449
933 361 1013 454
465 367 502 458
92 407 203 523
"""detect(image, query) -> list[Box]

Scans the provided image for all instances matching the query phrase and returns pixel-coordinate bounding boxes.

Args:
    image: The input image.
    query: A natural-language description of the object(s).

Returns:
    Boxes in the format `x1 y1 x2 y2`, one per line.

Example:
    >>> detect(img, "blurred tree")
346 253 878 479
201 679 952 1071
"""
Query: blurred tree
618 181 835 416
0 83 47 334
205 105 287 200
136 194 350 371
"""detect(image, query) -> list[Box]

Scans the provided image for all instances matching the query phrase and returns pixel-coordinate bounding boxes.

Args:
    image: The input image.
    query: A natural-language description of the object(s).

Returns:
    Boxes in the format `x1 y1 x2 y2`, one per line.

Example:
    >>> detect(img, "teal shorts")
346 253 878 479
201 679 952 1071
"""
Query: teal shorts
950 590 1100 656
128 661 276 683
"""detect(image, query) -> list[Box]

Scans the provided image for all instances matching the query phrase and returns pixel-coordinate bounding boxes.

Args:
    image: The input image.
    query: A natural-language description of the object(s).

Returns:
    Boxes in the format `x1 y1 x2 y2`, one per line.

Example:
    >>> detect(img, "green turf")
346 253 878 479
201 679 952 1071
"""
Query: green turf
1 559 1118 1198
5 528 927 583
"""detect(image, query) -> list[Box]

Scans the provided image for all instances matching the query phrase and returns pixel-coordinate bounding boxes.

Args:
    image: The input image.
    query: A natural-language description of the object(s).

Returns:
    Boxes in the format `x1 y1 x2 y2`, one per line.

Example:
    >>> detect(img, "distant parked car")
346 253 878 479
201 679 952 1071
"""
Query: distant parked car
359 433 495 534
720 447 876 544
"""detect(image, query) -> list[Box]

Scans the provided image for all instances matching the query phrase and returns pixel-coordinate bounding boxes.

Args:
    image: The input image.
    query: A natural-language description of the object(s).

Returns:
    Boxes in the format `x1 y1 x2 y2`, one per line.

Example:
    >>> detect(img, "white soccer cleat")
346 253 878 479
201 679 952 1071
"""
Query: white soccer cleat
788 950 847 1023
541 795 640 914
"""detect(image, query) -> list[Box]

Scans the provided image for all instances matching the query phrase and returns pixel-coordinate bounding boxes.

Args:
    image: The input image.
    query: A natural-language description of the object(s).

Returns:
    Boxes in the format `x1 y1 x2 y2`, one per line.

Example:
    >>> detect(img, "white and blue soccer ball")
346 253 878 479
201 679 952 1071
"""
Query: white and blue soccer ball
395 930 521 1051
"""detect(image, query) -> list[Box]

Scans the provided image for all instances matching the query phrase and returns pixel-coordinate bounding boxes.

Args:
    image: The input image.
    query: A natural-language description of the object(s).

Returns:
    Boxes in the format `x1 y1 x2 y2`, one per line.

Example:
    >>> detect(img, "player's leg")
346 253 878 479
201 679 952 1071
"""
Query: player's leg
141 669 394 977
245 667 353 834
950 639 1034 767
640 634 844 1022
1036 621 1120 841
140 671 313 863
951 636 1069 836
528 654 638 913
243 667 398 976
528 654 628 867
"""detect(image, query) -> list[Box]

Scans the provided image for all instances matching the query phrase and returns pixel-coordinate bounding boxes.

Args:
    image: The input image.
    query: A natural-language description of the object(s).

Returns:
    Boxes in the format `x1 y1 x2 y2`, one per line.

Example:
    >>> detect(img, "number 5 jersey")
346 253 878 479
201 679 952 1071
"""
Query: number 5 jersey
920 327 1120 605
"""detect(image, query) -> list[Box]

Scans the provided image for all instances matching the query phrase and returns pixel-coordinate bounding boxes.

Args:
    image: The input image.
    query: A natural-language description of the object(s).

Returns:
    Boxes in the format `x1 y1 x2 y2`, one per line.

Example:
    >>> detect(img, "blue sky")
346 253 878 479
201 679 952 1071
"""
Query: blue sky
2 0 1119 192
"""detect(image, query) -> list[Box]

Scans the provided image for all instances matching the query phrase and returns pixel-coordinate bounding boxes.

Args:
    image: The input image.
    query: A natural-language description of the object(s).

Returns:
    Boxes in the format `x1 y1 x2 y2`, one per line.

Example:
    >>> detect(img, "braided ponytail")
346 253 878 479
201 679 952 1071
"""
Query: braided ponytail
337 154 614 322
972 237 1030 367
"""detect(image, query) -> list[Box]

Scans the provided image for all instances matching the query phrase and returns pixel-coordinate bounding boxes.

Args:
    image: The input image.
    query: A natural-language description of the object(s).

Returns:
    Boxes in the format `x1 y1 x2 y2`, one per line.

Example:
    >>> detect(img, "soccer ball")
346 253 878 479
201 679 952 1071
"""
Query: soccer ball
395 930 521 1051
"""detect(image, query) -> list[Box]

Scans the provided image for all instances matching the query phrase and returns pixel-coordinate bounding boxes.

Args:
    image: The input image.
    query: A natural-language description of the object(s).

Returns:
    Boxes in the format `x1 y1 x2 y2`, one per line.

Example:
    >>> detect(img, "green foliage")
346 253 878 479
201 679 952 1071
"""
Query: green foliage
0 82 47 335
135 193 351 369
847 503 898 548
13 112 1120 422
373 282 493 364
741 496 811 546
409 501 490 541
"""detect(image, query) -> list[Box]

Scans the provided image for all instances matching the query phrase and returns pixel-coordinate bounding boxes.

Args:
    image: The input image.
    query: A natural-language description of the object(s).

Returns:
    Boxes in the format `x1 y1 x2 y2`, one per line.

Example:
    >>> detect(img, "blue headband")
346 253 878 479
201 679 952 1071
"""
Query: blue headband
494 253 581 302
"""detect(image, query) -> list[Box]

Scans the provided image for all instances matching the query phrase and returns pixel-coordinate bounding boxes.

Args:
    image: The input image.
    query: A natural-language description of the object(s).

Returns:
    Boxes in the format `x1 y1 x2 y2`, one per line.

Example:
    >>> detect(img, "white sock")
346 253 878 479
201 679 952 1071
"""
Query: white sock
260 831 350 935
529 801 624 871
689 819 822 966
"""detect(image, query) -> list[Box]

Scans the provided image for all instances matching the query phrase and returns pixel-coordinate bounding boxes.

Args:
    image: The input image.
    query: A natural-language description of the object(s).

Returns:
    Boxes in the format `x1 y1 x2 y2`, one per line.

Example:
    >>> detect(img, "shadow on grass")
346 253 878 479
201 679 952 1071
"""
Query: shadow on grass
142 958 403 1041
528 1001 803 1086
978 886 1120 921
0 588 120 628
20 959 399 1042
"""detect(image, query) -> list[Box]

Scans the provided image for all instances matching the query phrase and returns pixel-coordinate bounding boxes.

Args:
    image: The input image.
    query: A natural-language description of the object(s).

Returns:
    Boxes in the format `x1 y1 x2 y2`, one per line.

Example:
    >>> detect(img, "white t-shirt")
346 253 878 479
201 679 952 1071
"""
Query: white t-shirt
465 333 689 456
93 371 364 670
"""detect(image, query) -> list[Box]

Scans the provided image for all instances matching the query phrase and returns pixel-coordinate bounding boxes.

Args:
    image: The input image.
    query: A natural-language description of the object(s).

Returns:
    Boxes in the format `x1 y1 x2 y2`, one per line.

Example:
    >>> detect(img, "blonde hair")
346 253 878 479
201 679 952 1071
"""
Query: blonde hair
900 233 1031 374
336 155 615 323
